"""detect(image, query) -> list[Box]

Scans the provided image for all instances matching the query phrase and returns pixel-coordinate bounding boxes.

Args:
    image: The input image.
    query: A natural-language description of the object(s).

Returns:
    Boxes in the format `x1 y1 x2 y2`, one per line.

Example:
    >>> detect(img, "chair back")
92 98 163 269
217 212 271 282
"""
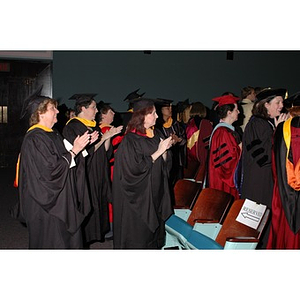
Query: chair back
187 188 233 226
215 199 269 247
173 179 202 208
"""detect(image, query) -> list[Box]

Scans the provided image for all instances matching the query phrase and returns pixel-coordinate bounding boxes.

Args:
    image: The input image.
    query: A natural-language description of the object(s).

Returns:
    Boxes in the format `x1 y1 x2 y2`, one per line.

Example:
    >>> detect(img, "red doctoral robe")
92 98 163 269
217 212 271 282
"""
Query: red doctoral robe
208 123 241 199
267 117 300 249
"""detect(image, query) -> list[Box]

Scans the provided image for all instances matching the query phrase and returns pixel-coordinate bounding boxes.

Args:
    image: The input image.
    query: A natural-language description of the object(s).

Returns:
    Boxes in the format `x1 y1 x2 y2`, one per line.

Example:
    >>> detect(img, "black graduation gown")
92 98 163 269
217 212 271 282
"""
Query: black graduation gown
63 119 111 244
112 131 173 249
18 127 89 249
241 116 275 207
155 119 187 186
241 116 275 248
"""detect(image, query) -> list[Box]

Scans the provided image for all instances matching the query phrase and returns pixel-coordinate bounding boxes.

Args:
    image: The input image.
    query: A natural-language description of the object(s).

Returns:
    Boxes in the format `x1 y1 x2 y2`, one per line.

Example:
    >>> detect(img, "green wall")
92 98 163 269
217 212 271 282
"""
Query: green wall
53 51 300 112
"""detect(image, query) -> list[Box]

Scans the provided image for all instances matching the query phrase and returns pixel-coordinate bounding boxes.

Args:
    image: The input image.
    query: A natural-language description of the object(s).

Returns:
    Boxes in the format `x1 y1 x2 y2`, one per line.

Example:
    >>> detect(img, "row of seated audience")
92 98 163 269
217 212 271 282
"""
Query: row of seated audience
11 86 300 249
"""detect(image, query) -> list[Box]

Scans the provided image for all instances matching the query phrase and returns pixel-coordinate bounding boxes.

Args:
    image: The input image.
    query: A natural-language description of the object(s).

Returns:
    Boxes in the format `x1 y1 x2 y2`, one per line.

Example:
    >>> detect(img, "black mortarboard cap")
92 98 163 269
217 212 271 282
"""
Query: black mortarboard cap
69 93 97 100
69 93 97 106
97 100 111 107
283 91 300 108
155 98 173 107
128 97 155 112
256 88 287 102
123 89 145 102
69 94 97 101
20 85 45 119
176 98 190 113
97 100 112 111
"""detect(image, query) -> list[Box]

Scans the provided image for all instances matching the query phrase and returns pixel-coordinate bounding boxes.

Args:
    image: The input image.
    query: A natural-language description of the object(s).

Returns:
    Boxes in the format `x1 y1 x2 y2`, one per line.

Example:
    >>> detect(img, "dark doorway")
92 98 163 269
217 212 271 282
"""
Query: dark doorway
0 60 52 167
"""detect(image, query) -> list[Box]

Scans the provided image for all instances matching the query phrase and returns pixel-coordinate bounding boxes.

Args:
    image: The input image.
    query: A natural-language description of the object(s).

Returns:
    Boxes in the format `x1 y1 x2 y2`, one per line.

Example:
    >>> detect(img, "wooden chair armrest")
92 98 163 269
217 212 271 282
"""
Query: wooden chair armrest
194 219 219 224
226 237 259 243
173 205 190 209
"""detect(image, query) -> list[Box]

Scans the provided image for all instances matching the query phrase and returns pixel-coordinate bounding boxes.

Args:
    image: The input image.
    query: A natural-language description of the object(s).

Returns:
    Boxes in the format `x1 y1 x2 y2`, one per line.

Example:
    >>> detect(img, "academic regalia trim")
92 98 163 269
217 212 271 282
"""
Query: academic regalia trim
283 118 300 191
27 124 53 132
66 117 96 127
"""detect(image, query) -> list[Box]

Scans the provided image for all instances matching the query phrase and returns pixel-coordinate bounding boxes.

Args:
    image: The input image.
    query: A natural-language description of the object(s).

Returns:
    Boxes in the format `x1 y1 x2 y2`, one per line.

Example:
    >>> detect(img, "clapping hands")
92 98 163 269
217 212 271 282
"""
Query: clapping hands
102 126 123 141
158 136 173 153
274 113 289 127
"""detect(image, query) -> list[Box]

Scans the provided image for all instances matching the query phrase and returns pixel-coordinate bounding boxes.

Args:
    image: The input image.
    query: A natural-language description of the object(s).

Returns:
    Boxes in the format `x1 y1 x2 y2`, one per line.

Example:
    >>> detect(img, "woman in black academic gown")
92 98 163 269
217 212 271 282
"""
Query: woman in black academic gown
154 99 187 187
112 98 174 249
241 88 288 248
17 90 91 249
63 94 122 247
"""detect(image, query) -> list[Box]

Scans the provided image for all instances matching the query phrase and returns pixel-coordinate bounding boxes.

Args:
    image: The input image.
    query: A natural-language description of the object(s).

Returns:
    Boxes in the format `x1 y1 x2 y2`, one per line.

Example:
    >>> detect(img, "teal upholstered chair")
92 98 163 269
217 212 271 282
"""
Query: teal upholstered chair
186 199 270 250
164 214 193 249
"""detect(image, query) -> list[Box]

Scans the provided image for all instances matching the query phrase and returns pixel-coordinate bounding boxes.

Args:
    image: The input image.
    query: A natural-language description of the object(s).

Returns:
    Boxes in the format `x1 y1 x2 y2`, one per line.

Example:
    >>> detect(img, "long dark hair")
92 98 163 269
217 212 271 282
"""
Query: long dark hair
252 96 273 119
126 105 154 134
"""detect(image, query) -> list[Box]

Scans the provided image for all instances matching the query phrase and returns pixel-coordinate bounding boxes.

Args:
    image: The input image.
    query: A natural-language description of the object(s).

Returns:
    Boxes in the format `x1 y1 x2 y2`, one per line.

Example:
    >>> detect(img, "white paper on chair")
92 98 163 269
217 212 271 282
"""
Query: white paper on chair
236 199 267 229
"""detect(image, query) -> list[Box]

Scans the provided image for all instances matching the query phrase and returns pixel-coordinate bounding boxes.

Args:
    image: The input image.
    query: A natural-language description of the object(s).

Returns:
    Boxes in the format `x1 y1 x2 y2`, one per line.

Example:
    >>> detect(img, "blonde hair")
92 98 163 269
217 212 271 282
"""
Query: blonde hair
177 105 191 124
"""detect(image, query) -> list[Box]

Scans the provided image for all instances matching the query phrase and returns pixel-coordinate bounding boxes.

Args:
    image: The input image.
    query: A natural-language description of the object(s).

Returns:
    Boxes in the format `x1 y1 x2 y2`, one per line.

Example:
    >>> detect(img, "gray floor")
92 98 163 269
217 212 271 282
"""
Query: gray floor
0 166 113 250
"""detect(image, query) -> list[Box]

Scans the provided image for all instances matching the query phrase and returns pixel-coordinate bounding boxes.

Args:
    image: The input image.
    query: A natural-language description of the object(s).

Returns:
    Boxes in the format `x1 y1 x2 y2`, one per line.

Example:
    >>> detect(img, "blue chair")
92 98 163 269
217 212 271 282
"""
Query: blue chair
186 199 270 250
186 230 223 250
186 230 259 250
164 214 193 249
